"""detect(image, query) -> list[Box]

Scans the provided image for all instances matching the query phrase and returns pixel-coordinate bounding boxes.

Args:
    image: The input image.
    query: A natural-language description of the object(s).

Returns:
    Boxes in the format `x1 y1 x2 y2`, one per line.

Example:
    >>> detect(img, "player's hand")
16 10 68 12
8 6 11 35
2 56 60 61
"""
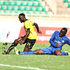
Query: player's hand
19 40 25 45
55 44 60 48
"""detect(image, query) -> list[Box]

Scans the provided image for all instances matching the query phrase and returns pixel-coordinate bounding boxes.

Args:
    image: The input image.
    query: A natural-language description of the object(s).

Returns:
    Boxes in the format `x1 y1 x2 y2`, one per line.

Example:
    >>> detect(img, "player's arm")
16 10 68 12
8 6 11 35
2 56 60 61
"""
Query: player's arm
19 28 30 45
33 23 42 34
49 31 59 48
66 38 70 45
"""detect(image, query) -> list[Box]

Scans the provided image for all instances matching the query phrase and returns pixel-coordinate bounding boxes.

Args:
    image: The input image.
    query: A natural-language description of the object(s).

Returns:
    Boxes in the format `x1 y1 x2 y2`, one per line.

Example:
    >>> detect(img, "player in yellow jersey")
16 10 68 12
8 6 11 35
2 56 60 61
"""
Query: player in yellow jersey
3 13 41 54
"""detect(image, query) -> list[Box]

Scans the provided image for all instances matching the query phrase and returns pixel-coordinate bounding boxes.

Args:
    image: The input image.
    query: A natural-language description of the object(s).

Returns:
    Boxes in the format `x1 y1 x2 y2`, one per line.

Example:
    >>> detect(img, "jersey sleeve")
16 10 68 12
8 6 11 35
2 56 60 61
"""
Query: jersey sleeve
49 31 57 47
66 37 70 45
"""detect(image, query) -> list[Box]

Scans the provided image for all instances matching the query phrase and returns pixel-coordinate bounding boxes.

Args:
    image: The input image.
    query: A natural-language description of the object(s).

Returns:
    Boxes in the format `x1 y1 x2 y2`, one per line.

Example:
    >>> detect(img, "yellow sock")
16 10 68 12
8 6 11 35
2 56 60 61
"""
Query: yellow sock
14 47 19 55
68 52 70 56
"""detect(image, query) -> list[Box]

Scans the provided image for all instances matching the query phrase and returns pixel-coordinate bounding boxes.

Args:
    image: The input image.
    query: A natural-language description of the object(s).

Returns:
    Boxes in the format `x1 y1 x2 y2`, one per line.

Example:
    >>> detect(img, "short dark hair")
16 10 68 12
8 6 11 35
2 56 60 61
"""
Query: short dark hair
62 27 67 32
19 13 25 17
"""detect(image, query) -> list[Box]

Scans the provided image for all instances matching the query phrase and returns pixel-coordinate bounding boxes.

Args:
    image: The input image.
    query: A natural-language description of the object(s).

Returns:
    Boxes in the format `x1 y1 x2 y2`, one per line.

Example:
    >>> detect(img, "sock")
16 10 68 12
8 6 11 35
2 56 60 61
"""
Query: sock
14 47 18 52
7 42 18 53
14 47 18 51
61 52 68 55
19 51 34 55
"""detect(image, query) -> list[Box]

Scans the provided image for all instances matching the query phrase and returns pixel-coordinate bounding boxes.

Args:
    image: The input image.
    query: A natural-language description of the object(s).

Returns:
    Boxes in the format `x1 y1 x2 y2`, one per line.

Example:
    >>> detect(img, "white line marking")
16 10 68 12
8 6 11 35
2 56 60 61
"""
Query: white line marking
0 64 45 70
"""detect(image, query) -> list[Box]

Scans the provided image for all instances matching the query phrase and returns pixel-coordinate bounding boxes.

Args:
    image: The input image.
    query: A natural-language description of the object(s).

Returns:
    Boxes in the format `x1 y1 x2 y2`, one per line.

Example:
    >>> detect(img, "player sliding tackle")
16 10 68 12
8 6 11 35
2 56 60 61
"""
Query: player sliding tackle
3 13 41 54
19 28 70 55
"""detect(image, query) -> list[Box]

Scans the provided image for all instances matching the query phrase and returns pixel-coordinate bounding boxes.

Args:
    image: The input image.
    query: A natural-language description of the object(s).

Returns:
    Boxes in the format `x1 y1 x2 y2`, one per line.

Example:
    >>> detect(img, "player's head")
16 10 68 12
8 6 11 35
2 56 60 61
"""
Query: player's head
59 28 67 37
18 13 26 23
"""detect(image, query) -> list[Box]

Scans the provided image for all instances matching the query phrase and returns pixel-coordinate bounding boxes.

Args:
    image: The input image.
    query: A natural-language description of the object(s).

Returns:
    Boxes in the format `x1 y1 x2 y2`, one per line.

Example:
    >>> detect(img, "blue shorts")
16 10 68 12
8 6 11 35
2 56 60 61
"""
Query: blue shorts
41 46 61 55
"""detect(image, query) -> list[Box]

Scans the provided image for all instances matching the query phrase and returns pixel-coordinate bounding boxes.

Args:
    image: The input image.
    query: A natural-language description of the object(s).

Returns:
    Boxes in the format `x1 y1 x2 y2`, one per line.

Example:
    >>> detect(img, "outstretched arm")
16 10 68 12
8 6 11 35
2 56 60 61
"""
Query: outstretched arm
66 38 70 45
50 31 59 47
33 23 42 34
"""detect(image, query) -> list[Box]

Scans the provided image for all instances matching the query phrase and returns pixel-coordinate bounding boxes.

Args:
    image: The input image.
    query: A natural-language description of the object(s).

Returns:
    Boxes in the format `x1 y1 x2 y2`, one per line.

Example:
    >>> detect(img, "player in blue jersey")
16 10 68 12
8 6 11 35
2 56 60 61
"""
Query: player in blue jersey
19 28 70 55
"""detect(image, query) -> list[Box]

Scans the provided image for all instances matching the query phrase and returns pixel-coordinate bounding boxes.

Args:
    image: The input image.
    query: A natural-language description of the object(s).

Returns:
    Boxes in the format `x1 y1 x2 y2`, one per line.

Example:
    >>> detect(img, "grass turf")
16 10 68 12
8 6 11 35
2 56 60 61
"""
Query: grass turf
0 42 70 70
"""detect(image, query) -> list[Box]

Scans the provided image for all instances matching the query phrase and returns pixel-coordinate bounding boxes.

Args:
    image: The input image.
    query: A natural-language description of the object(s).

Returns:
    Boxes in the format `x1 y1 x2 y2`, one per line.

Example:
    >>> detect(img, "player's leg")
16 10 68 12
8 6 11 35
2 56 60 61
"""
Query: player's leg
24 39 36 51
34 49 45 54
34 47 52 55
19 47 52 55
19 39 36 54
6 36 26 53
19 51 34 55
20 47 52 55
19 49 44 55
3 39 19 54
2 36 26 54
54 49 62 55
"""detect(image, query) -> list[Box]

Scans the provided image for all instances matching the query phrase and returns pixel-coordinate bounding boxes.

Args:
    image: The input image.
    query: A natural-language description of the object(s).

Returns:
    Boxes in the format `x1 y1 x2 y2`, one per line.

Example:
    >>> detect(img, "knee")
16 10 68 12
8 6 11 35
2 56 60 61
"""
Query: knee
24 47 29 51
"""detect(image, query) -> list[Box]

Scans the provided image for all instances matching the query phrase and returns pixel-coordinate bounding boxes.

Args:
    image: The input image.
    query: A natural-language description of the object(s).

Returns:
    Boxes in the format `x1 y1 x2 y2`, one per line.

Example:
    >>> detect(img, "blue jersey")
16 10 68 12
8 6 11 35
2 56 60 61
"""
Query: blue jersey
49 31 70 50
41 31 70 54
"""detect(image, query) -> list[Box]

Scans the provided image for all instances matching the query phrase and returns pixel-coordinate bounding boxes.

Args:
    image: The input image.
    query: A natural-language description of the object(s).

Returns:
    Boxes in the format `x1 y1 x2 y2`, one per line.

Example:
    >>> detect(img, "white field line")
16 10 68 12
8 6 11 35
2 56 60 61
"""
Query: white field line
0 64 45 70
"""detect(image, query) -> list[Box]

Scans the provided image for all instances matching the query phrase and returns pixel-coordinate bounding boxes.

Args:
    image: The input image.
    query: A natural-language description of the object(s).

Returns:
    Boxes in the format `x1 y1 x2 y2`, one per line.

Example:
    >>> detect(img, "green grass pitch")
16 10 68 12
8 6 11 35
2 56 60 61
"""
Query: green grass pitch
0 42 70 70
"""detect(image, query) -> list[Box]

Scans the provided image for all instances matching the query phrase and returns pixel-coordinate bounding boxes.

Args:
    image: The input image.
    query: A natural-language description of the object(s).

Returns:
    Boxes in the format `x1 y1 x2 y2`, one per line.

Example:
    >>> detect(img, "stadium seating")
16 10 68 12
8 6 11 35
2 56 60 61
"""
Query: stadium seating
20 2 26 6
12 6 18 10
30 7 35 11
32 2 37 6
38 2 43 6
0 6 6 10
26 2 32 6
0 0 48 16
42 8 46 12
18 0 40 1
14 2 20 6
64 0 70 8
6 6 11 10
8 2 14 5
64 0 70 2
24 7 29 11
68 3 70 8
3 1 8 5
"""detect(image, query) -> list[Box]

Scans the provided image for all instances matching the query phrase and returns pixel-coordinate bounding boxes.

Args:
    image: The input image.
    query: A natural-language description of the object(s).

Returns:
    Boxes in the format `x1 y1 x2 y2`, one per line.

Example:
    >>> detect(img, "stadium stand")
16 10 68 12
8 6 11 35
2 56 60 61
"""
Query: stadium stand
64 0 70 8
0 0 52 16
64 0 70 2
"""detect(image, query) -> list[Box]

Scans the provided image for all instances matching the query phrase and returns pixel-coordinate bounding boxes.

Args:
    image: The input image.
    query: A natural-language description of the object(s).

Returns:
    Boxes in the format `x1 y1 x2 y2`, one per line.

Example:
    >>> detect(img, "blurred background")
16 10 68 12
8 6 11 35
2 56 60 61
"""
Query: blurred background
0 0 70 43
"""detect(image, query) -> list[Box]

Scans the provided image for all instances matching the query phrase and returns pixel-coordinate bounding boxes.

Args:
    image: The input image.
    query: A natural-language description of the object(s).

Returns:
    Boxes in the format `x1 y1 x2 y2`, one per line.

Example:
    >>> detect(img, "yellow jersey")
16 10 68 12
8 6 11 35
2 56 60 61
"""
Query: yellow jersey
24 20 37 39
